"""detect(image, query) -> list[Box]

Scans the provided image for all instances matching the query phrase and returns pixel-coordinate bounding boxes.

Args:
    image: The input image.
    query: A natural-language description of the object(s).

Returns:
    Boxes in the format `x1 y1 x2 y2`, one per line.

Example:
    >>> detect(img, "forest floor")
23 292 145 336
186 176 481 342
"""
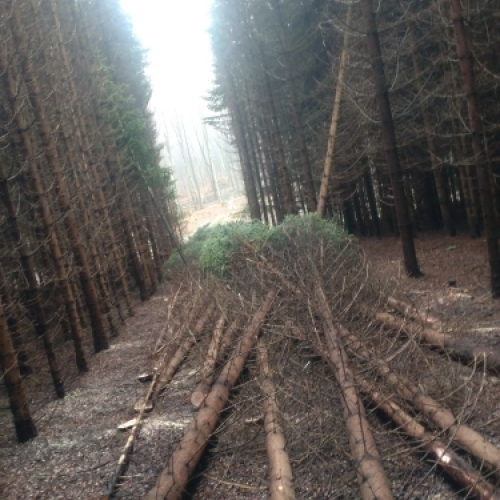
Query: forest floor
181 195 248 238
2 229 500 499
361 232 500 331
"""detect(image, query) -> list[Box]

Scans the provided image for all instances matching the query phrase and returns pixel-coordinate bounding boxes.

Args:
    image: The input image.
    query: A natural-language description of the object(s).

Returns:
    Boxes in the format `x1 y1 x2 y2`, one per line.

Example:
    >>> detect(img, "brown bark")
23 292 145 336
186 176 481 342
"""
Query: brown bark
317 6 352 218
360 380 500 500
270 0 316 212
191 314 226 409
0 297 37 443
144 290 276 500
257 341 296 500
450 0 500 297
49 0 134 317
0 35 88 373
374 310 500 374
1 171 65 397
9 4 109 351
314 281 393 500
155 303 216 396
105 366 160 498
260 44 296 216
410 26 456 237
360 0 421 276
342 327 500 476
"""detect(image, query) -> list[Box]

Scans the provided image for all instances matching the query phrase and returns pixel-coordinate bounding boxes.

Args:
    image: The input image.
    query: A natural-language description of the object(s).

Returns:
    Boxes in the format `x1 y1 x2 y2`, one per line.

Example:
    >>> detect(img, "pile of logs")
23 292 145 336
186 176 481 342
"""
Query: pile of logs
102 234 500 499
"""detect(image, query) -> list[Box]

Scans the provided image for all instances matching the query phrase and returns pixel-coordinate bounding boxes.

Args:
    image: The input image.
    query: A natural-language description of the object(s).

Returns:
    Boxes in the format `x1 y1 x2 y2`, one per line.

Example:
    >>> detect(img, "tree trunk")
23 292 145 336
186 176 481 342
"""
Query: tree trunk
360 0 421 276
317 6 352 218
191 314 226 409
144 290 276 500
9 4 109 350
360 380 500 500
0 297 37 443
450 0 500 297
270 0 316 212
0 37 88 373
314 280 393 500
257 341 296 500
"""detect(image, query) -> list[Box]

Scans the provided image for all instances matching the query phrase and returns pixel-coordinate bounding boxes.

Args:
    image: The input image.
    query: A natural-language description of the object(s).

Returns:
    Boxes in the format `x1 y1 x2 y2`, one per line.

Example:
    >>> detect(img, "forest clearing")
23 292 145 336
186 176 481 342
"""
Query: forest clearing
2 0 500 498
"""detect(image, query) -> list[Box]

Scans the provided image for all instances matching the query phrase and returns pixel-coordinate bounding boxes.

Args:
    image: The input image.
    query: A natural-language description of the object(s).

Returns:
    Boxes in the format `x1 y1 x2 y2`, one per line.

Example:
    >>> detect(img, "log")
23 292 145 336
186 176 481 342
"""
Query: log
155 302 216 396
387 296 442 329
375 310 500 374
257 341 295 500
342 327 500 476
216 319 240 362
105 366 160 498
143 289 277 500
191 314 226 409
360 379 500 500
314 281 393 500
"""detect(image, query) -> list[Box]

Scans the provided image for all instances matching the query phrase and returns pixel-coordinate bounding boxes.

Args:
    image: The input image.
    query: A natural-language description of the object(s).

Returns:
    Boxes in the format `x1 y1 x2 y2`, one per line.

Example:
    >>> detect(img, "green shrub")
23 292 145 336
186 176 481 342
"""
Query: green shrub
165 214 346 277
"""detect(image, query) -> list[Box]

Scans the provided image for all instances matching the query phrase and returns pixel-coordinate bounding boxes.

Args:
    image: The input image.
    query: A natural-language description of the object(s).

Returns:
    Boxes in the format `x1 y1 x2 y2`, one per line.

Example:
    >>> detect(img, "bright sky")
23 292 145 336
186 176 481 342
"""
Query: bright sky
120 0 215 123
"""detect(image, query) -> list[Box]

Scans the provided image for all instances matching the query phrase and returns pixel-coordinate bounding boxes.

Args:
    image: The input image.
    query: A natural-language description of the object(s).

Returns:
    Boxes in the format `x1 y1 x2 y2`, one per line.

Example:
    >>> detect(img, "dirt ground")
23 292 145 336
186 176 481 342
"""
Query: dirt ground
182 195 248 238
2 224 500 499
360 232 500 329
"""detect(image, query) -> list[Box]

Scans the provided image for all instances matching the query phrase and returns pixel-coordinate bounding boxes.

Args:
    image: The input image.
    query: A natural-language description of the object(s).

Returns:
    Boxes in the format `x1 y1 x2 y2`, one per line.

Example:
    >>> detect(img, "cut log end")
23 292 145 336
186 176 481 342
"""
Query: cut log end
138 372 153 383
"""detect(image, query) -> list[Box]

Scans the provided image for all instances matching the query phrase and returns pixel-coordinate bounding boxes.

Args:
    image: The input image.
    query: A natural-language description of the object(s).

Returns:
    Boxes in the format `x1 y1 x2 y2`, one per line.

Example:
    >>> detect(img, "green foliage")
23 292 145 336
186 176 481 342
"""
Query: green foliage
166 214 346 277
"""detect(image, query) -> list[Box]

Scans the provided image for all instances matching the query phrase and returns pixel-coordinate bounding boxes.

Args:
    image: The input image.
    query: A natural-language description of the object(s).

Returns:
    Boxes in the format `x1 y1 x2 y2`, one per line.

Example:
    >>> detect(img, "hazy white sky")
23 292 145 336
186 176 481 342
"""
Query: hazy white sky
120 0 215 122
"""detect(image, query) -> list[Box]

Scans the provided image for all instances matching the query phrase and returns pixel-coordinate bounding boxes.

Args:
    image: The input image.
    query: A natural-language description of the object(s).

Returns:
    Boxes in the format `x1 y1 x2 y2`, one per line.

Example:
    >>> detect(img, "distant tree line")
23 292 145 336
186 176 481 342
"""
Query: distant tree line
208 0 500 292
0 0 178 442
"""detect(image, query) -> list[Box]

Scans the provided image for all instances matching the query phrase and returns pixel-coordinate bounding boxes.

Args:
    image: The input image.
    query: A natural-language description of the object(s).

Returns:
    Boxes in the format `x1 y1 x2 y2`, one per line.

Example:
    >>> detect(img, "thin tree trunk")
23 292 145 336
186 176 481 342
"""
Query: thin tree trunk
0 297 37 443
260 46 296 216
257 341 296 500
144 290 276 500
0 39 88 373
270 0 316 212
410 26 456 236
9 4 109 350
1 169 65 397
314 280 393 500
317 6 352 218
360 0 421 276
450 0 500 296
360 380 500 500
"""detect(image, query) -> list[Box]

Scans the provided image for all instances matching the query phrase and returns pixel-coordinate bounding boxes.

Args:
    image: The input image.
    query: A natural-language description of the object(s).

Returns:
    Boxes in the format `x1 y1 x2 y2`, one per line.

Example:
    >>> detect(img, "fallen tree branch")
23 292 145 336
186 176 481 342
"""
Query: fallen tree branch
257 340 295 500
216 319 240 362
341 326 500 477
104 366 160 498
314 280 394 500
374 310 500 374
359 379 500 500
143 289 277 500
155 302 216 396
387 296 442 329
191 314 226 409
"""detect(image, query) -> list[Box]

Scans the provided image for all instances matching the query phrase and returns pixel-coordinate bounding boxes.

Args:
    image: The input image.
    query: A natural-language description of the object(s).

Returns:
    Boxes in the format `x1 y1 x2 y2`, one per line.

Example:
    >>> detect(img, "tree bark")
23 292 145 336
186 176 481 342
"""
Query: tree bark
360 380 500 500
360 0 421 276
257 341 296 500
144 290 276 500
450 0 500 296
314 280 393 500
0 297 37 443
9 3 109 350
317 6 352 218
